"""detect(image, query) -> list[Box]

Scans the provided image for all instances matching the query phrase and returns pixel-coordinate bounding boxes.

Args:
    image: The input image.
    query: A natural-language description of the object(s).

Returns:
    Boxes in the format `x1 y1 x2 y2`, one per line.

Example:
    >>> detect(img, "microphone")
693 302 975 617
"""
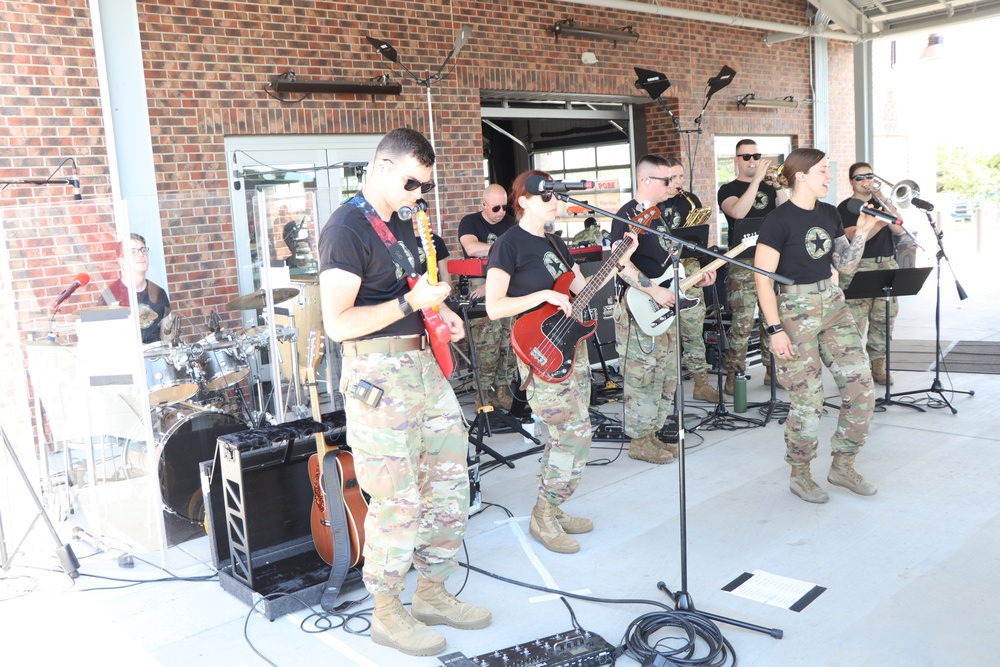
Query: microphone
910 197 934 211
71 159 82 201
846 198 902 225
525 174 594 194
51 272 90 311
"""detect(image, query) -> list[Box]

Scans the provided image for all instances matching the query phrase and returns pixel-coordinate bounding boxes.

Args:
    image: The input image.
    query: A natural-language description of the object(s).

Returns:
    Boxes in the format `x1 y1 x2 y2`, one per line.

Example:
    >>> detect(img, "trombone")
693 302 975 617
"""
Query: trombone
868 174 922 247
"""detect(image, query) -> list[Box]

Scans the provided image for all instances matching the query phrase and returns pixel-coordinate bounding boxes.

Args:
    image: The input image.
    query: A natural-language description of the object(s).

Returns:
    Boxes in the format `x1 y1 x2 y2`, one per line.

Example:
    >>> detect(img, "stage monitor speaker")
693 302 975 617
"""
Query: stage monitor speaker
579 249 618 367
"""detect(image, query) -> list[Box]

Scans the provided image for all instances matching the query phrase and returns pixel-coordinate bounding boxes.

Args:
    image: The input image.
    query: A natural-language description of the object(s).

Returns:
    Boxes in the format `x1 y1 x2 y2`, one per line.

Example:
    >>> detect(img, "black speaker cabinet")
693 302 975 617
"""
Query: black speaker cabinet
204 412 361 620
579 249 619 367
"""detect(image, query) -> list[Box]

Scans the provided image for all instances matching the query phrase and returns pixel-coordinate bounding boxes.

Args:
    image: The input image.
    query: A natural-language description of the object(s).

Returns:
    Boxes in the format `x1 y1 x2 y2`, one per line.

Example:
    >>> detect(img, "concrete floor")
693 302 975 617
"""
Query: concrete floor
1 228 996 666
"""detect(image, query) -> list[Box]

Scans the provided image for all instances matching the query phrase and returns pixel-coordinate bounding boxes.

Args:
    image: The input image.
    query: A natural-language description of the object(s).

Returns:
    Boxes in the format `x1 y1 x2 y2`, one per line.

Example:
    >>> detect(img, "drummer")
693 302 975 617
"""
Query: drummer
101 233 171 344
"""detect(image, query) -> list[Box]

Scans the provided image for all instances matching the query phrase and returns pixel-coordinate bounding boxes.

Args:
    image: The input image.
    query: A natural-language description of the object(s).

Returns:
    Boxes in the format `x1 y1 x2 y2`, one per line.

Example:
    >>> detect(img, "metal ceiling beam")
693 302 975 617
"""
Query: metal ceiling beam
805 0 867 34
870 4 1000 38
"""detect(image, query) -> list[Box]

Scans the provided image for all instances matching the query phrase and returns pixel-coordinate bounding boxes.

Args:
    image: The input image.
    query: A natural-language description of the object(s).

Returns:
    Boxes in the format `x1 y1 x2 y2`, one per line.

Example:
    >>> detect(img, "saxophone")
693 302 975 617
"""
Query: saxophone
679 189 712 227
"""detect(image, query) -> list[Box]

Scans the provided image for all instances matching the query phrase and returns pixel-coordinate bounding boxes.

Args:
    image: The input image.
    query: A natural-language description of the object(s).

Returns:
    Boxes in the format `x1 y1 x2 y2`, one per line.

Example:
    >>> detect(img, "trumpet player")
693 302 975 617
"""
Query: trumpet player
718 139 789 392
837 162 906 386
660 159 719 403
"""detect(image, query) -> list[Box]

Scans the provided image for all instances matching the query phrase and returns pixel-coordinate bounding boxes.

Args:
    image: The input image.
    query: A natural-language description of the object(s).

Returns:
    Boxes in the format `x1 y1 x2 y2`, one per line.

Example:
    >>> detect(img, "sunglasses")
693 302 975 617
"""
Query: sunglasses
404 177 436 194
737 153 763 161
852 173 875 181
538 192 554 203
647 176 674 184
483 202 505 213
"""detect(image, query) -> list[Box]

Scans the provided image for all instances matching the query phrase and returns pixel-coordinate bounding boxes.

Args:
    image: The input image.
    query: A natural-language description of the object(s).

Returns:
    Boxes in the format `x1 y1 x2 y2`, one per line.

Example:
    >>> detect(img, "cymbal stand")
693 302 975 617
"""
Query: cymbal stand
1 425 80 579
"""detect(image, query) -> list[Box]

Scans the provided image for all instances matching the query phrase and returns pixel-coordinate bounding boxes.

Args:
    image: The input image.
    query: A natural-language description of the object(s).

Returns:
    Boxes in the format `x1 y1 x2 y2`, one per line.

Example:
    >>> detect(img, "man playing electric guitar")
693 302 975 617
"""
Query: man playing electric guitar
610 154 717 465
318 128 490 658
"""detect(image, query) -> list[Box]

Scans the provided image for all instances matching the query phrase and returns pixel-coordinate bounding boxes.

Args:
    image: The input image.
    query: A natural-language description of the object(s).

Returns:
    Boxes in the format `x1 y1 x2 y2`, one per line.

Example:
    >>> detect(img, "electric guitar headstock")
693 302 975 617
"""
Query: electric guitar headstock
628 205 660 236
413 199 437 286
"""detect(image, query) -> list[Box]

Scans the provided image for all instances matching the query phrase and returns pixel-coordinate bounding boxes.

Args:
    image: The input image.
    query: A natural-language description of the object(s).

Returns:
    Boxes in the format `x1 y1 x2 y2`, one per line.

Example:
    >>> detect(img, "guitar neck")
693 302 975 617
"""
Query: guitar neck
569 235 634 319
676 241 749 293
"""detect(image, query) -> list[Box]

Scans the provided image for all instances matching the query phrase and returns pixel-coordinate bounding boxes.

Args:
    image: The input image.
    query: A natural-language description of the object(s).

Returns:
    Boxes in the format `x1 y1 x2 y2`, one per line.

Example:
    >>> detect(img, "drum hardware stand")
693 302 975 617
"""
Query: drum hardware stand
879 212 971 413
585 306 622 406
458 302 534 469
0 425 80 579
748 352 790 424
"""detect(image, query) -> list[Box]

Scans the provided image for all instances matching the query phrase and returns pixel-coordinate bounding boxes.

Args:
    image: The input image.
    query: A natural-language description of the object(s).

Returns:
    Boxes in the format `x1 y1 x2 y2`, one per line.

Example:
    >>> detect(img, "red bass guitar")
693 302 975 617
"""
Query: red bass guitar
510 207 654 383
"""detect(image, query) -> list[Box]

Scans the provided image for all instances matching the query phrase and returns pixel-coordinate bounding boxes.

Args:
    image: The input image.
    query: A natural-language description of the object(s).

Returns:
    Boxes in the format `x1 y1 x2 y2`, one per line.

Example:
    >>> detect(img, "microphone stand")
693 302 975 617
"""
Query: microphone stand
554 191 786 639
885 210 973 413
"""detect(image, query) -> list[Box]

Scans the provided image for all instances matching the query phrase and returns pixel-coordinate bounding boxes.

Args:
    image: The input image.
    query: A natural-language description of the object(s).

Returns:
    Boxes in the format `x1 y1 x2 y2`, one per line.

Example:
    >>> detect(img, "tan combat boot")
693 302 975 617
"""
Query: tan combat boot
371 593 447 656
692 371 720 402
554 506 593 534
411 576 492 629
628 434 674 464
871 358 892 386
828 454 878 496
789 463 829 504
529 498 580 553
492 384 514 410
724 369 735 396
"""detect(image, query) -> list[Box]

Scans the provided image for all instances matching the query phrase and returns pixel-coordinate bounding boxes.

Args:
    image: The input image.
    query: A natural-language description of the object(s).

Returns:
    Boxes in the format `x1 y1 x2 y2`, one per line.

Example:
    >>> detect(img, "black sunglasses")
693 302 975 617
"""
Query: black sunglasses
404 177 436 194
648 175 674 184
538 192 554 203
737 153 763 161
484 202 505 213
852 173 875 181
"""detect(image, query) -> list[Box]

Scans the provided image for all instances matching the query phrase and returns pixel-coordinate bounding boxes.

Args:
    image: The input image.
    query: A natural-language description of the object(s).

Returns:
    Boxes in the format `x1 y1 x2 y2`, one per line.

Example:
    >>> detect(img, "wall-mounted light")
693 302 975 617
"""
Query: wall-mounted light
737 93 799 110
551 19 639 44
266 70 402 101
920 33 944 60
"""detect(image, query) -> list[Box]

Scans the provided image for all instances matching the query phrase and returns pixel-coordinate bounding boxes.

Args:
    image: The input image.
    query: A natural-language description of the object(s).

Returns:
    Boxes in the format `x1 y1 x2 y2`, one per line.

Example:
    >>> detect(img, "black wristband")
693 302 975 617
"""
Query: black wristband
398 295 414 317
765 323 783 335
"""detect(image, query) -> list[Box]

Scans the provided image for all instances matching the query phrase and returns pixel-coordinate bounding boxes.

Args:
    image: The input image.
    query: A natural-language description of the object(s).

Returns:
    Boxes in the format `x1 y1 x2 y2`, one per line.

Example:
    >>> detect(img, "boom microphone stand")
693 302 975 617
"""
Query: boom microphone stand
554 190 787 639
886 211 973 413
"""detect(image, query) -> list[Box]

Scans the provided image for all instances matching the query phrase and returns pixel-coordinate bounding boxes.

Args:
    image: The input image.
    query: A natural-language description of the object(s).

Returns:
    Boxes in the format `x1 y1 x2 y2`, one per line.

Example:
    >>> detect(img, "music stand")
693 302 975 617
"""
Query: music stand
673 224 709 260
843 267 932 412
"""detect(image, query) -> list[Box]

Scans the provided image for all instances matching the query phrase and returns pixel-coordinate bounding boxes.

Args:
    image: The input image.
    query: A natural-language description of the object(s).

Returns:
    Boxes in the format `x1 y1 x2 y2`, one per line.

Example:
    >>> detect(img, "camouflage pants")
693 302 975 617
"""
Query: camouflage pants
614 302 678 438
726 265 771 371
840 257 899 362
515 342 592 506
680 258 709 374
778 287 875 464
473 315 513 389
340 346 469 595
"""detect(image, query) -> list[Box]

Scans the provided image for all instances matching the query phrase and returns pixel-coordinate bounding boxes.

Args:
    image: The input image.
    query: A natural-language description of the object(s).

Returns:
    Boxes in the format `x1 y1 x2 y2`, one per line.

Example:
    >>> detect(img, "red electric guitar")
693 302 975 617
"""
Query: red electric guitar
306 329 368 568
412 202 455 378
510 207 656 383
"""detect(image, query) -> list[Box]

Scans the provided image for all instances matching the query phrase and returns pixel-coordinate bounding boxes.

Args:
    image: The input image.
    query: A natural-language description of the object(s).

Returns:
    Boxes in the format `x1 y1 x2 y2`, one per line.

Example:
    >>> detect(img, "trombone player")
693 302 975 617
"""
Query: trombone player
837 162 907 385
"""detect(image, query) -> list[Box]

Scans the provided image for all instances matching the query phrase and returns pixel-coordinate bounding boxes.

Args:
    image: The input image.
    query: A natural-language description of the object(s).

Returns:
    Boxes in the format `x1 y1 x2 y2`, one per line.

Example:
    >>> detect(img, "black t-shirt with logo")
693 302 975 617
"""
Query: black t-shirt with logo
718 180 780 255
660 191 703 231
318 194 426 339
610 199 672 290
758 200 845 285
487 225 574 303
457 212 516 258
837 197 895 258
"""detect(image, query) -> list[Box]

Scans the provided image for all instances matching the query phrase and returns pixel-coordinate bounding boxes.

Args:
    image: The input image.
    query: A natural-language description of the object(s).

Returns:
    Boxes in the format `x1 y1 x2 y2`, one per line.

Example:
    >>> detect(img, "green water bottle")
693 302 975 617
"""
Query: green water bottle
733 369 748 413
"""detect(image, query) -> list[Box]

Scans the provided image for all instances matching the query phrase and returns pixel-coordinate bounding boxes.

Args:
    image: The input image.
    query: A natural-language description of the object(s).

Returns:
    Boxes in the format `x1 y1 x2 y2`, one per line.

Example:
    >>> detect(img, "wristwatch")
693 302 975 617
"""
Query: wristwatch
397 295 414 316
765 323 783 335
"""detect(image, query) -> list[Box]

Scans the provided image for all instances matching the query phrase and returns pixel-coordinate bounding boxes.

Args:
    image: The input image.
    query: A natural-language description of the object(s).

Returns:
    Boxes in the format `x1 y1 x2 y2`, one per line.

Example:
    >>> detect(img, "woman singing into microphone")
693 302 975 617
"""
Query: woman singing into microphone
753 148 879 505
485 169 635 554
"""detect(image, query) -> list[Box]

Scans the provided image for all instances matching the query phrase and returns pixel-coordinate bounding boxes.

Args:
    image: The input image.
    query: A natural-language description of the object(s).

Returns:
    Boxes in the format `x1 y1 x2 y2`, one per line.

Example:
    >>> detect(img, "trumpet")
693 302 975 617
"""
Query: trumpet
678 189 712 227
762 166 781 187
871 174 921 208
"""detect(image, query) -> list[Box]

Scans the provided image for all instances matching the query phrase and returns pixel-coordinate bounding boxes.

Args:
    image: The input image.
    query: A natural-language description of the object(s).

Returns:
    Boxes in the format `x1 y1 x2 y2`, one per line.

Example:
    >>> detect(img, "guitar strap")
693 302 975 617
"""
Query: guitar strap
544 233 573 273
347 194 419 280
319 449 352 612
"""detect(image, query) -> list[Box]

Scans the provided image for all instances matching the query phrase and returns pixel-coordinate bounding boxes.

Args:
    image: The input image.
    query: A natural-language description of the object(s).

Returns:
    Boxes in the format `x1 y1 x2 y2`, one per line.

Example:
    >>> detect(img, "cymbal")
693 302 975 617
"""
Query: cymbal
226 287 299 311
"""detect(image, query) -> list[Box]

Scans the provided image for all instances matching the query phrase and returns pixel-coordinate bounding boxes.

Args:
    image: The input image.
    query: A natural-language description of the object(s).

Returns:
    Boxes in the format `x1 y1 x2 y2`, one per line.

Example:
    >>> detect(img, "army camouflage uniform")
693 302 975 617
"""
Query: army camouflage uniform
839 256 899 362
614 304 678 438
515 343 593 505
468 277 512 391
778 284 875 463
725 264 772 375
340 345 469 595
680 257 710 375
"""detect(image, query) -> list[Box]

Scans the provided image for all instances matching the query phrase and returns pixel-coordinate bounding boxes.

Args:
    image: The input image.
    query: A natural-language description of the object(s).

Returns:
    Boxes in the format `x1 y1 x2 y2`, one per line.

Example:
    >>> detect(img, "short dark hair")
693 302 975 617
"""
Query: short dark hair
116 232 146 259
735 138 757 153
637 154 671 170
848 162 873 179
374 127 435 168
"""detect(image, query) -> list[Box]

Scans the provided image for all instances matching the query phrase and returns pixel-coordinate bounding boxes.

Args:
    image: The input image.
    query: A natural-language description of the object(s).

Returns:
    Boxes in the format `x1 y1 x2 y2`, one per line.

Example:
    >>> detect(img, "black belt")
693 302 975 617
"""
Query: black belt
341 334 427 357
779 279 831 294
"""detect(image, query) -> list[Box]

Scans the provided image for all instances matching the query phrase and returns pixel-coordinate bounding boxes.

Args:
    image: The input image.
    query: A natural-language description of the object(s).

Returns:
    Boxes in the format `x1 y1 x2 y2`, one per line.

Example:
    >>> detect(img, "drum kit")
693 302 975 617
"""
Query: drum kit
139 286 306 522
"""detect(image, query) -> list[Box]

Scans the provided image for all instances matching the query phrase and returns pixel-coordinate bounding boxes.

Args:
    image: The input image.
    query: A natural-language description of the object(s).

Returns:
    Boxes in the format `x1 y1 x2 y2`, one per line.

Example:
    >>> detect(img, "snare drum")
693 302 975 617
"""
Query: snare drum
196 335 249 390
144 343 198 406
154 406 247 521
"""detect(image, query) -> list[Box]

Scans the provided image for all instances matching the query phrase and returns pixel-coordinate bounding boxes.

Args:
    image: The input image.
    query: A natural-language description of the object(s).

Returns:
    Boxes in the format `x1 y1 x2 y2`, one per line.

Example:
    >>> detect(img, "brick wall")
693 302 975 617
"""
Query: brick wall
1 0 855 454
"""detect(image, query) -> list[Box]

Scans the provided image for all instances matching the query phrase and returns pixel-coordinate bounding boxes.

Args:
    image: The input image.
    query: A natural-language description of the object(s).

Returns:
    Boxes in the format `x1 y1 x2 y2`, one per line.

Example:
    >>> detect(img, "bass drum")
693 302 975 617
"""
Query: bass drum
155 407 247 521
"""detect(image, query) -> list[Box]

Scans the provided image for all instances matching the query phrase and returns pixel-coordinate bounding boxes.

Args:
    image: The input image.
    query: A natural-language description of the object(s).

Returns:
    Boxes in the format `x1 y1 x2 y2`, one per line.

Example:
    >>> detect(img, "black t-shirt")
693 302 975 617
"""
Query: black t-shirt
611 199 672 287
758 200 845 284
660 192 703 231
457 212 516 258
718 179 780 252
487 225 575 301
837 197 895 258
318 194 426 339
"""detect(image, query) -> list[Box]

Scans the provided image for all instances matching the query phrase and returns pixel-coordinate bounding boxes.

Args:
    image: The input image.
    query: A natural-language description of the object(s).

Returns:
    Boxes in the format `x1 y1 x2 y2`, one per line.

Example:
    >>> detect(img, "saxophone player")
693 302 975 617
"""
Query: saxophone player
660 158 719 403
